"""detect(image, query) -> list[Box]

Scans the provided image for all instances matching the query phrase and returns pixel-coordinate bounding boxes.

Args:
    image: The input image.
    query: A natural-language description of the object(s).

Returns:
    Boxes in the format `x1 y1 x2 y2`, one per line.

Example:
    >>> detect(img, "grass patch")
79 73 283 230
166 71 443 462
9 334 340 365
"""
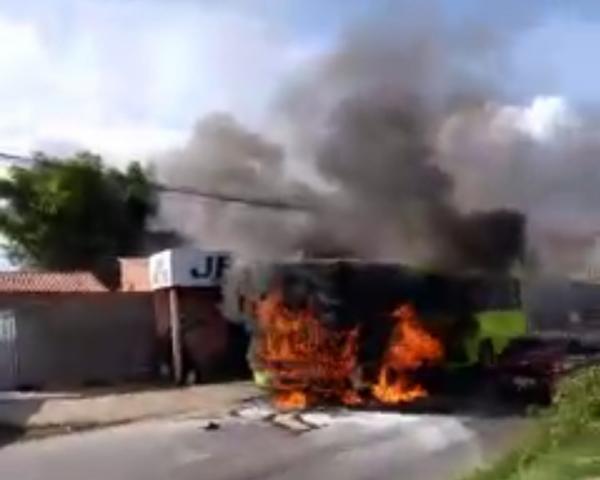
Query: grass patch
466 366 600 480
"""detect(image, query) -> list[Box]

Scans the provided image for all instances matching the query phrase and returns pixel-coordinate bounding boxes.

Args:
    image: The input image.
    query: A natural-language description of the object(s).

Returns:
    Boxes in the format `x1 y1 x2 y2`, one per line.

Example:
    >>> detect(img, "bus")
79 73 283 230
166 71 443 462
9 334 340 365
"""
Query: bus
225 261 528 385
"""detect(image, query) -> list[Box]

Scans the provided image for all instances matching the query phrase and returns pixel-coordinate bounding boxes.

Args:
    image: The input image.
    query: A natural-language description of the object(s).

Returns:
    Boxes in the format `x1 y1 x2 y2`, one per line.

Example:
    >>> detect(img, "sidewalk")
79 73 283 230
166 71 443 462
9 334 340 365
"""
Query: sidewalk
0 382 260 433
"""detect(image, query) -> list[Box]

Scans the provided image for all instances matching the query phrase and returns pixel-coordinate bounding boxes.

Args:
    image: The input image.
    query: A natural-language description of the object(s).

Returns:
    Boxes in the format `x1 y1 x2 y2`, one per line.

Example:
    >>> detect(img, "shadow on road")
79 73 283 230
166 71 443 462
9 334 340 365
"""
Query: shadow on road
0 424 26 448
0 394 46 448
332 368 534 419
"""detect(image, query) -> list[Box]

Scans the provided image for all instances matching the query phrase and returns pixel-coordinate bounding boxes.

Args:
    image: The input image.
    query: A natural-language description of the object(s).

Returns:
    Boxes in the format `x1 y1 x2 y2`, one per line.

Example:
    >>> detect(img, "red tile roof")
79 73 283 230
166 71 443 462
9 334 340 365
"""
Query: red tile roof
0 271 109 293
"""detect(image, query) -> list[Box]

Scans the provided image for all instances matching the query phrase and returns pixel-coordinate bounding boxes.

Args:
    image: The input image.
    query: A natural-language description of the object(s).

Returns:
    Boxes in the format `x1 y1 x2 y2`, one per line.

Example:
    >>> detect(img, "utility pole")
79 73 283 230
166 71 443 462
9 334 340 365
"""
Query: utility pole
168 288 183 384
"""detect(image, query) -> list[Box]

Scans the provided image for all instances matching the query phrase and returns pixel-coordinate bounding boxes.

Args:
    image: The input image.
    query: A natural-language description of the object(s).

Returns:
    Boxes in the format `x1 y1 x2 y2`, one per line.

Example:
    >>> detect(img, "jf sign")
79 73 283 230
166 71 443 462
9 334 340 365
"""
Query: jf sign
149 248 231 290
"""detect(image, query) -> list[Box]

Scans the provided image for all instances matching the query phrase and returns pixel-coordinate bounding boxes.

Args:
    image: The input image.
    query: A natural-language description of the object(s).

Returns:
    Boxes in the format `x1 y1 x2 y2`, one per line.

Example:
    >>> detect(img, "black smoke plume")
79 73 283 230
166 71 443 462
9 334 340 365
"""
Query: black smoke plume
155 13 600 274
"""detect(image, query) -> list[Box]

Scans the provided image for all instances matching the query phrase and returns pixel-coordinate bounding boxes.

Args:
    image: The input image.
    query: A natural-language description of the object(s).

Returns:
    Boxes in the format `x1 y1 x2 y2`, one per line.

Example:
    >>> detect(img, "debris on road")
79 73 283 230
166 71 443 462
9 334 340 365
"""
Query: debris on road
203 421 221 431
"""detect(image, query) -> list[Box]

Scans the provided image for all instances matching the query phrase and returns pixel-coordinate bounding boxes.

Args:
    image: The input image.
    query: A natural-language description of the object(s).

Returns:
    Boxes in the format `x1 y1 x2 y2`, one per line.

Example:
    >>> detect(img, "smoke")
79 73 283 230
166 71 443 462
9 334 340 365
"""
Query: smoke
437 95 600 273
157 15 599 274
157 113 315 259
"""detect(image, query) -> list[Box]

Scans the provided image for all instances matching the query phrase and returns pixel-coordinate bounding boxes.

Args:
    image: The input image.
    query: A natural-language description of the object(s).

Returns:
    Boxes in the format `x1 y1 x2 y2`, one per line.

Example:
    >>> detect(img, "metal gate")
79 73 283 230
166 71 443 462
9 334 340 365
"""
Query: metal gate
0 310 17 389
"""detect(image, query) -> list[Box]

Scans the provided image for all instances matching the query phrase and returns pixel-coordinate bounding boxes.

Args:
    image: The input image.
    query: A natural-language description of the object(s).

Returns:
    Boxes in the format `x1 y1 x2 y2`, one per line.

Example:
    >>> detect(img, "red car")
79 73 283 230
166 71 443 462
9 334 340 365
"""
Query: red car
495 336 600 404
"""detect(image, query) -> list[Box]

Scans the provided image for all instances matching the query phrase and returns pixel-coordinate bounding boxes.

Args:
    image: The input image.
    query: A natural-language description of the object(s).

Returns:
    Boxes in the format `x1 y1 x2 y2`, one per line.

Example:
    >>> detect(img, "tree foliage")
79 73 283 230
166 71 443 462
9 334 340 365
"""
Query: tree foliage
0 151 157 270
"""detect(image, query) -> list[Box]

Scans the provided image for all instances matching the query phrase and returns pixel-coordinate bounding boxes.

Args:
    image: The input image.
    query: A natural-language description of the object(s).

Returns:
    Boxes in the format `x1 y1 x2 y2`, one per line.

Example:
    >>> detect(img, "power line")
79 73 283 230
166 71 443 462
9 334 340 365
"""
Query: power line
0 152 36 165
0 151 310 212
156 184 310 211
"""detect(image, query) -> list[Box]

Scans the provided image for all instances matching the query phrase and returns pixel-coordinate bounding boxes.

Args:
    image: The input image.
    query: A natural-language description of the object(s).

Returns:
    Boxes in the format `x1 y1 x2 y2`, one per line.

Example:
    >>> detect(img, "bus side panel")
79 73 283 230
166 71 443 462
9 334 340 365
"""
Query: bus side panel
472 309 527 359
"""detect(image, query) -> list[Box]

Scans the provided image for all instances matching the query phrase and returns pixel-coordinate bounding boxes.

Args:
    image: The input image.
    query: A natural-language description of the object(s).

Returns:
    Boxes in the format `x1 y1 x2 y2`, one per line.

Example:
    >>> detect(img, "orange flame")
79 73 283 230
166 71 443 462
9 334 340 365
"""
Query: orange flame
372 304 443 404
275 390 308 410
255 290 358 409
255 291 443 408
341 389 363 406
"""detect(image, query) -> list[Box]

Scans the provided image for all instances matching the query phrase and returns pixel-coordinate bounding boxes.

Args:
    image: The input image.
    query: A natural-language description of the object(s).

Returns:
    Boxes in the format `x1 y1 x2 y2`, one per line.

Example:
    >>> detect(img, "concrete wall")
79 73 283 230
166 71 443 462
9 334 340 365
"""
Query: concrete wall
0 293 156 389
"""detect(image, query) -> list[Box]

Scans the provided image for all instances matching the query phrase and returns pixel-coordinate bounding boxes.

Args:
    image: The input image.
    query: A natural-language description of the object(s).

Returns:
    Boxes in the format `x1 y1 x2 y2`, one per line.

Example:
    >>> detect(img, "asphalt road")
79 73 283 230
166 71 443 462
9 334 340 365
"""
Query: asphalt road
0 404 526 480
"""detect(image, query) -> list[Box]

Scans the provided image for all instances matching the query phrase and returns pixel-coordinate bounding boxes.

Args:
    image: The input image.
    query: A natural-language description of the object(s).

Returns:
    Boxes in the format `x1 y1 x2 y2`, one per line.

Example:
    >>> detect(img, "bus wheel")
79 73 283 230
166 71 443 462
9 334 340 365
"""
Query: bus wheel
478 340 496 369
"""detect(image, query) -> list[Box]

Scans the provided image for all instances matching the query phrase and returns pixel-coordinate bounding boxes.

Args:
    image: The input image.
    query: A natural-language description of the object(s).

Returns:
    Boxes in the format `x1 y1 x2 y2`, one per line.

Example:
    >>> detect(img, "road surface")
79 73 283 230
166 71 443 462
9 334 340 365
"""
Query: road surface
0 402 526 480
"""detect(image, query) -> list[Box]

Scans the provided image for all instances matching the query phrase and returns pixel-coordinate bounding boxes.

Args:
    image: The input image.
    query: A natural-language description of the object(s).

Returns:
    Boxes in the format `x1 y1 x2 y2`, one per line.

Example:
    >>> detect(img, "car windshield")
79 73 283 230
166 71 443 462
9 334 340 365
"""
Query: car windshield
503 338 546 354
502 338 572 356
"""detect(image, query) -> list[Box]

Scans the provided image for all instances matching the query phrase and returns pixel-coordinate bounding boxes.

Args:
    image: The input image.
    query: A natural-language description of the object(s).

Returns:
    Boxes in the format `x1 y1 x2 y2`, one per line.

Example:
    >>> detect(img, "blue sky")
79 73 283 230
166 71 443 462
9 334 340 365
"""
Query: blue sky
1 0 600 162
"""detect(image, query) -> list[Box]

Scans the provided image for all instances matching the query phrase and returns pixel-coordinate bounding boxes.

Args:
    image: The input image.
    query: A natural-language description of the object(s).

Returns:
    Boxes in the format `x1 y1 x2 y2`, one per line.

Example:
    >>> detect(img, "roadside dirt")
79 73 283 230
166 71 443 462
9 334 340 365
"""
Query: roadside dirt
0 381 260 441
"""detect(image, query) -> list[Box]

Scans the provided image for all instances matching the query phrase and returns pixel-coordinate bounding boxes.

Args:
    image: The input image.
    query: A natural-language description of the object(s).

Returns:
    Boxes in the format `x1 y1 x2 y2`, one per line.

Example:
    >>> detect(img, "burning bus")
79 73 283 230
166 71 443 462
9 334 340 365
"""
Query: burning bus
226 260 527 409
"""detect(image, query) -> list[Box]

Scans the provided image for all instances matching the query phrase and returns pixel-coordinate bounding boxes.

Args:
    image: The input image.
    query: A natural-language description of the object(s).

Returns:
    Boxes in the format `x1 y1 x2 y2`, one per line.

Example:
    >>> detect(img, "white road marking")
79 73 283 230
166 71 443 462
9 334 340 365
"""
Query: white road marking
175 450 212 466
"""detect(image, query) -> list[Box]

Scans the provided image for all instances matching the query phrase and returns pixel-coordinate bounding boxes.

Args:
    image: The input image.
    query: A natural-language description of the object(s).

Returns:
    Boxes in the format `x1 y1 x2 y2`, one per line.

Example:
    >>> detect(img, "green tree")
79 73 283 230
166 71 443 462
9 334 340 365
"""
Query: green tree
0 151 157 270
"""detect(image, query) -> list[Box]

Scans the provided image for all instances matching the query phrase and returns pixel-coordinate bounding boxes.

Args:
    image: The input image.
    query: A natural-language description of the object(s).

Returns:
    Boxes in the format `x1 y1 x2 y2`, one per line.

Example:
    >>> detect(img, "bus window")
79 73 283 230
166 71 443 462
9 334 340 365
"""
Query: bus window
468 277 521 311
510 279 522 308
490 279 520 309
